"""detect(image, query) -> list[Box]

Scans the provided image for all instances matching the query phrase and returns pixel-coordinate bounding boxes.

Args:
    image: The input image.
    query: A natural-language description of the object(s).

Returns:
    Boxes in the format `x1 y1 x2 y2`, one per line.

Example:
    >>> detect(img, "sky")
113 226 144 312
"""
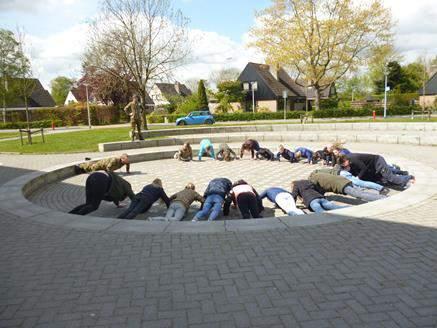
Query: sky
1 0 436 91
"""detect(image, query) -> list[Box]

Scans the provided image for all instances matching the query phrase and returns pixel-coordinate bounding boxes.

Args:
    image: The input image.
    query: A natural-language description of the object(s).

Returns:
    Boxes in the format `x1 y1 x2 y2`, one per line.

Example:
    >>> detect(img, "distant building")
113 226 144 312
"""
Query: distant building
149 82 192 107
237 62 335 112
65 83 155 110
4 78 55 109
418 72 437 108
64 84 95 105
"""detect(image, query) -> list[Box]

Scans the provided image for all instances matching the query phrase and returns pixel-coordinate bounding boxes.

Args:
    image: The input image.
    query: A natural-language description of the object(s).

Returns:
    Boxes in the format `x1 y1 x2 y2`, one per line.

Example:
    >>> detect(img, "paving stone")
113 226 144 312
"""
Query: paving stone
1 138 437 328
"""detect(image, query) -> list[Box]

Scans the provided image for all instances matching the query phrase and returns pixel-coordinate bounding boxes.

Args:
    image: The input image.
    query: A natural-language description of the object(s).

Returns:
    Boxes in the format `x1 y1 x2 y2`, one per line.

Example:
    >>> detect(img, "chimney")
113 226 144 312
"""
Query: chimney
175 81 181 95
269 64 280 80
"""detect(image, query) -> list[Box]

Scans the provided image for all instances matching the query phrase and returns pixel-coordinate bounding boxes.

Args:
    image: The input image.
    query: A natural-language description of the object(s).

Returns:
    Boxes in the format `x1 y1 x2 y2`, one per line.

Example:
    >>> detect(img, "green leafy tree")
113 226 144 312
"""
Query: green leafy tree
250 0 393 110
216 81 245 102
197 80 208 109
176 94 200 114
374 61 403 93
50 76 75 105
401 62 427 93
0 28 27 122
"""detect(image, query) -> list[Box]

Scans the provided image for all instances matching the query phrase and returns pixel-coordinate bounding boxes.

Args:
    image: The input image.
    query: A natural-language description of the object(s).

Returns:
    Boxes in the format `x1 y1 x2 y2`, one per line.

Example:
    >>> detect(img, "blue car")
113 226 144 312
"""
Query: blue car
176 110 215 126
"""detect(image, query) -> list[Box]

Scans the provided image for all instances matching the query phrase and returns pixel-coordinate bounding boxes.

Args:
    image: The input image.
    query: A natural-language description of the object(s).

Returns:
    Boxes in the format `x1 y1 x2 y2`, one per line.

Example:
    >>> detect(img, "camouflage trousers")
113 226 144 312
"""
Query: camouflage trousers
130 119 143 141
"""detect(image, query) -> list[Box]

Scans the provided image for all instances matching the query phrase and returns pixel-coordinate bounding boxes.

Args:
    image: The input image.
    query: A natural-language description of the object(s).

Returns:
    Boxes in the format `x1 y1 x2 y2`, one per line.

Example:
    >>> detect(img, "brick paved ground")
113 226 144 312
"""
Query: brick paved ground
0 142 436 327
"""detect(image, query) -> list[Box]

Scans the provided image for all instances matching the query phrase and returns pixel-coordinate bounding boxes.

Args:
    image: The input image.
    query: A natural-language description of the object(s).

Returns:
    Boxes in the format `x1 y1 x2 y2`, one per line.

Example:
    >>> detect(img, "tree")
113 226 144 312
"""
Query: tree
401 62 428 93
367 44 400 91
374 61 402 93
216 80 245 102
15 30 35 133
175 94 200 114
250 0 393 109
209 67 240 86
0 28 26 123
197 79 208 109
374 61 427 94
84 0 190 129
81 66 133 105
50 76 75 105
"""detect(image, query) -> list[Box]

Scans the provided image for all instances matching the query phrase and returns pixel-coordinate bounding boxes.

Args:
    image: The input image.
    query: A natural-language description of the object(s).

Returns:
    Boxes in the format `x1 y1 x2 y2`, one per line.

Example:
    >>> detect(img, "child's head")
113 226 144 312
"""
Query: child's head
278 144 285 152
152 178 163 187
185 183 195 190
338 155 350 168
313 150 323 161
223 151 232 162
295 151 302 160
233 179 247 187
183 142 191 149
120 153 129 164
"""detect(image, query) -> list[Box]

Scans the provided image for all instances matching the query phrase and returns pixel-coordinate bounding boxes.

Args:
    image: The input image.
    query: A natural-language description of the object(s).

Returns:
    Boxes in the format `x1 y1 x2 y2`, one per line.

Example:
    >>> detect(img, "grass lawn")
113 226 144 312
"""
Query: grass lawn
0 127 132 154
0 132 20 140
0 118 435 154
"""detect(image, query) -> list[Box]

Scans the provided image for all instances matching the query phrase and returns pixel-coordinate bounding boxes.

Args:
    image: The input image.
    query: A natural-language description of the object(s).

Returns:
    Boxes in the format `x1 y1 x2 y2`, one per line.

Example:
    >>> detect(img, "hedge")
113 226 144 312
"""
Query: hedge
2 104 420 128
0 119 63 129
4 105 129 127
146 105 418 123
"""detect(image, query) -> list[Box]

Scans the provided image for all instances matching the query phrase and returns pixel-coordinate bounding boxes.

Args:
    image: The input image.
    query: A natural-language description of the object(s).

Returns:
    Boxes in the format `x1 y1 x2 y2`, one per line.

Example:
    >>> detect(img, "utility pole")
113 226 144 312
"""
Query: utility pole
283 90 287 120
383 64 388 119
84 83 91 129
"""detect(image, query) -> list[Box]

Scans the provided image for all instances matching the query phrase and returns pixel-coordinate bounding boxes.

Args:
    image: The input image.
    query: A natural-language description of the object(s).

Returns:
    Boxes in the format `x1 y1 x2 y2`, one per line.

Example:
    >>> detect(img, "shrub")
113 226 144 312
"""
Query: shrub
0 119 62 129
175 94 201 114
4 105 127 126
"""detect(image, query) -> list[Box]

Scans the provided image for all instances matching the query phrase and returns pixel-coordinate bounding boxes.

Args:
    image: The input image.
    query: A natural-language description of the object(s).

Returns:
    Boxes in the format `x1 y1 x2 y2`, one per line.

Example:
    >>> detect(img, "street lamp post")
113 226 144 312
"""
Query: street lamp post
3 79 8 124
243 81 258 113
83 83 91 129
283 90 288 120
383 64 388 119
251 81 257 113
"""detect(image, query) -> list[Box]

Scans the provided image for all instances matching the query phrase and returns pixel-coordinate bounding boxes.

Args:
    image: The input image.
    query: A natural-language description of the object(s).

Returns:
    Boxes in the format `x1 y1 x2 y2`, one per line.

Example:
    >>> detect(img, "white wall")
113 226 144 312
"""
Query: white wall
64 91 78 105
149 85 170 107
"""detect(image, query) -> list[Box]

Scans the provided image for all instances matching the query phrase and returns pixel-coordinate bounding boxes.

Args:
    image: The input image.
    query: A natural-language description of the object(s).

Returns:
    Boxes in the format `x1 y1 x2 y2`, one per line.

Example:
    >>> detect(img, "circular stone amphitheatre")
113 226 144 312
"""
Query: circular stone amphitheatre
29 152 371 220
1 123 437 233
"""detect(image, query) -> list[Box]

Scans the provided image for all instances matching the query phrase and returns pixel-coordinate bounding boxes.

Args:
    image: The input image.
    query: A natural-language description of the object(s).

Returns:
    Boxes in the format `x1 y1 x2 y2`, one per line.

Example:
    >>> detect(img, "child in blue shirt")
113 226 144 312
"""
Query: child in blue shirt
295 147 314 164
198 139 215 161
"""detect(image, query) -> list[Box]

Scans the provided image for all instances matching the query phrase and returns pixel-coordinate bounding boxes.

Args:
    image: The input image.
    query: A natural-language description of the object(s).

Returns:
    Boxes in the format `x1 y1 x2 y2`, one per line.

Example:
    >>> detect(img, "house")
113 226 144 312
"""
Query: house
3 78 55 109
64 84 95 105
149 82 192 107
418 72 437 108
65 83 155 110
237 62 335 112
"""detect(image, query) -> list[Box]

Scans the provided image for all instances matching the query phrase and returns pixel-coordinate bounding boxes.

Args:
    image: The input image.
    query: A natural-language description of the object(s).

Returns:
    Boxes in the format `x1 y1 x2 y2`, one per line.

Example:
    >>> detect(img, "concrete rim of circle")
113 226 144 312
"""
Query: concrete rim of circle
1 132 436 234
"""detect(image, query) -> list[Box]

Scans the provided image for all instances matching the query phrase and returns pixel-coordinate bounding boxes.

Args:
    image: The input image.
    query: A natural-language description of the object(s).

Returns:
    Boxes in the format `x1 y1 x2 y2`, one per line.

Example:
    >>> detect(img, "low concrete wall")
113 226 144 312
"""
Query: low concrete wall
138 122 437 138
2 134 437 233
100 126 437 151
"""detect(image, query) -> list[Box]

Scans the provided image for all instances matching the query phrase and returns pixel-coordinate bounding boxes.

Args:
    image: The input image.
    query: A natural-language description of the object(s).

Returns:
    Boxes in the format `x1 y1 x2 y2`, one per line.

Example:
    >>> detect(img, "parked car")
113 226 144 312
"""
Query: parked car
176 111 215 126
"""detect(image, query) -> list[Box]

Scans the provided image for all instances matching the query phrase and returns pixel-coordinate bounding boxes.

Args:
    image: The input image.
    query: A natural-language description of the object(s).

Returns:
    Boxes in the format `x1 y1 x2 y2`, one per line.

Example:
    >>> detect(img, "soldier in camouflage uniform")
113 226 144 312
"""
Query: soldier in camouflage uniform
124 95 144 141
76 154 130 174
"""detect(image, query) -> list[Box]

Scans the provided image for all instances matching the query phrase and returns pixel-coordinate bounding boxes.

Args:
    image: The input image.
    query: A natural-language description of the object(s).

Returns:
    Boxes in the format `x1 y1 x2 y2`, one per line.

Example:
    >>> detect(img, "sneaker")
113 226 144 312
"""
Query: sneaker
192 217 199 222
84 157 91 161
379 187 390 196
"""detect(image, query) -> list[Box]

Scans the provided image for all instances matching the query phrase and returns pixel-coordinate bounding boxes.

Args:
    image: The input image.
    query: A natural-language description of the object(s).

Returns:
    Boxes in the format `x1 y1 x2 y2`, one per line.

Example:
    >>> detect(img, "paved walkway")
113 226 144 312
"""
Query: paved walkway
0 142 436 327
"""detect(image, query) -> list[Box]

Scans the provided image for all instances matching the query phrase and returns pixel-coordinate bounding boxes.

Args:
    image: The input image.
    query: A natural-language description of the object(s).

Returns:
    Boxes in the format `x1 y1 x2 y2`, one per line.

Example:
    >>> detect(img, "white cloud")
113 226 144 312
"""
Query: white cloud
27 23 90 89
20 0 437 90
384 0 437 62
27 23 264 90
174 29 263 82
